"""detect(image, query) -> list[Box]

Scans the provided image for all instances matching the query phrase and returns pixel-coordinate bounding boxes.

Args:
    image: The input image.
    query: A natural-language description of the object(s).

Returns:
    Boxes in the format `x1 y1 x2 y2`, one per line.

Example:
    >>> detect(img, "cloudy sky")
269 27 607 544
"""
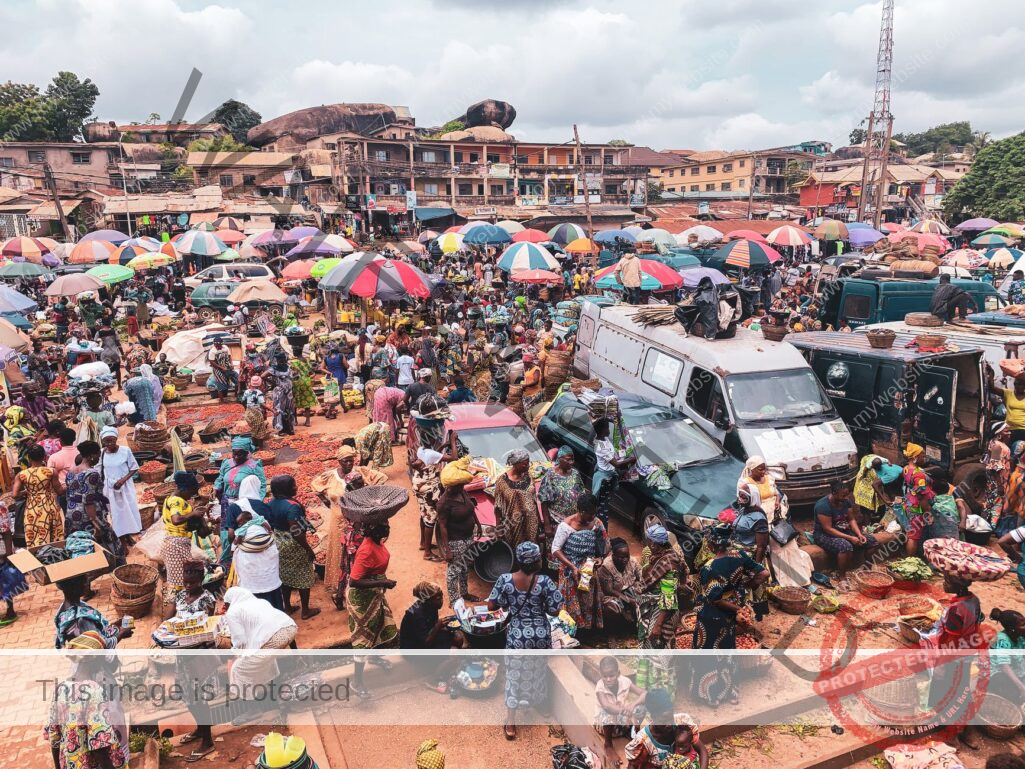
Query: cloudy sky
2 0 1021 151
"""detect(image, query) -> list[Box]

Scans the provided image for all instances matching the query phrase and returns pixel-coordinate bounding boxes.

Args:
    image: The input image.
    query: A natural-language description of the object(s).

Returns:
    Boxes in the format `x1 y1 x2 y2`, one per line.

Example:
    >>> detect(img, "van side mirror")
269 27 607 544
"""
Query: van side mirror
714 414 732 431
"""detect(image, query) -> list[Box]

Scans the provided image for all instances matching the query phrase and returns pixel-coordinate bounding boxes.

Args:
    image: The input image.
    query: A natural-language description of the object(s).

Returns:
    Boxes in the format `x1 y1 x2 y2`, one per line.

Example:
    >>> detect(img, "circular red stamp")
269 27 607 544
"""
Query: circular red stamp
811 581 991 750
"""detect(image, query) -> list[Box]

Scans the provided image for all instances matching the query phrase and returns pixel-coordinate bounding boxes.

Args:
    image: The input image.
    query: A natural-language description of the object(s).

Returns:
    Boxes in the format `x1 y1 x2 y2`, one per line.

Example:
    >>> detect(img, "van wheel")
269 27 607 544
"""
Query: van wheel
641 507 665 533
953 463 987 512
197 307 217 321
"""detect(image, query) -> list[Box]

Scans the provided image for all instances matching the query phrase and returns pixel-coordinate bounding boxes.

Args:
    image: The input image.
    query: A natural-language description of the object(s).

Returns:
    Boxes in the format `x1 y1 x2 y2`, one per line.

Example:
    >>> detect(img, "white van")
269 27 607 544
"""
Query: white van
573 303 858 502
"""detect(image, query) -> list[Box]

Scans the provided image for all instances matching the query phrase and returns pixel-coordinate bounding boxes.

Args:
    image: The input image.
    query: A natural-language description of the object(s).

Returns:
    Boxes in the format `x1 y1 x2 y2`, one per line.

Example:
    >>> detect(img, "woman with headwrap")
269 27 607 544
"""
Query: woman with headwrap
2 405 36 466
488 541 565 740
372 384 407 443
437 456 482 605
230 492 284 611
690 524 769 707
13 443 63 547
123 364 163 423
399 582 469 694
289 356 318 428
214 436 267 524
79 390 116 443
415 334 440 389
14 382 54 432
363 377 385 423
240 376 272 446
53 574 131 650
267 474 320 620
64 440 125 581
413 446 447 562
222 586 298 692
267 354 297 435
160 471 201 602
207 339 235 404
354 421 395 469
901 443 934 556
853 454 896 523
551 490 608 632
96 426 141 546
635 524 689 699
414 739 446 769
732 484 770 619
347 522 399 698
494 448 540 551
538 445 587 540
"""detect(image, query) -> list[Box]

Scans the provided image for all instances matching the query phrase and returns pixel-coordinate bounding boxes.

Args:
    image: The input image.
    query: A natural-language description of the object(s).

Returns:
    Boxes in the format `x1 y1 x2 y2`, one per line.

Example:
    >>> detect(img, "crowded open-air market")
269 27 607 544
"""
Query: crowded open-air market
1 1 1024 769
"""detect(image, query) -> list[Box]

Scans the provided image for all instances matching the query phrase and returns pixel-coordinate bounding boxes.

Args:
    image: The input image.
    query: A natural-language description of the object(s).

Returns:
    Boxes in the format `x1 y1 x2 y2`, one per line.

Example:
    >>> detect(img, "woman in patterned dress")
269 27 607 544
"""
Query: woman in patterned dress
268 355 296 435
266 474 320 620
635 525 688 699
488 541 564 740
347 522 399 699
355 422 394 469
551 492 608 632
160 472 201 602
13 444 63 547
289 357 318 428
690 525 769 708
0 497 27 625
64 441 126 594
494 449 540 550
363 378 385 423
372 385 406 442
240 376 272 445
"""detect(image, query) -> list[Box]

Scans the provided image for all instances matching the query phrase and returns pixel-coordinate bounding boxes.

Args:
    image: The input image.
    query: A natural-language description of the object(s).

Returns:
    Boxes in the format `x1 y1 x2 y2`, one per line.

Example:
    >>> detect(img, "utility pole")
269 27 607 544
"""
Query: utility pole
746 153 757 218
42 164 71 241
573 124 593 240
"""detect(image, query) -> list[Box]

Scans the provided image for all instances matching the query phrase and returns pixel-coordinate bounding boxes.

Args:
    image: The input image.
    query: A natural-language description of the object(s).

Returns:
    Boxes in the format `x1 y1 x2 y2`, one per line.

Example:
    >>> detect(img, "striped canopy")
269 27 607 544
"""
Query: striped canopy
282 226 324 243
212 216 244 231
128 253 175 270
111 244 152 265
593 259 683 291
497 242 559 273
547 223 586 245
309 234 355 254
942 249 988 268
121 236 162 252
766 225 812 247
972 233 1012 248
910 219 951 235
496 220 525 234
192 222 217 232
321 256 434 300
176 230 228 256
982 223 1025 238
435 233 465 254
68 240 117 265
463 224 512 246
86 264 135 285
1 237 51 262
710 239 782 269
511 229 551 244
984 247 1023 269
813 219 849 241
284 238 340 259
247 230 288 247
418 230 439 244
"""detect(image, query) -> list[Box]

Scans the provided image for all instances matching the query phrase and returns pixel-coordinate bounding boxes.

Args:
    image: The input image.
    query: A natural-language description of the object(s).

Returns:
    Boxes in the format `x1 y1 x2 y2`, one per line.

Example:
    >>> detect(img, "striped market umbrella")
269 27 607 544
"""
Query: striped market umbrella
418 230 439 244
594 259 683 291
86 264 135 285
510 269 561 284
459 221 488 234
956 217 999 232
547 223 586 245
497 220 525 234
972 233 1012 248
463 224 512 246
310 258 344 279
1 237 51 263
444 225 463 233
813 219 849 241
675 225 722 245
282 226 324 243
436 233 465 254
216 229 246 245
192 221 217 231
596 229 637 245
284 238 341 259
984 248 1023 269
247 230 288 248
0 262 48 279
159 241 180 260
497 242 559 273
983 224 1025 238
111 244 152 265
81 229 129 243
213 216 244 231
281 259 317 280
911 219 951 235
511 229 551 244
635 228 675 247
942 249 988 268
176 230 228 256
767 225 812 247
309 234 355 254
710 239 782 269
121 236 162 252
726 229 768 243
322 256 434 300
564 238 600 255
127 253 175 270
213 248 242 262
68 240 117 264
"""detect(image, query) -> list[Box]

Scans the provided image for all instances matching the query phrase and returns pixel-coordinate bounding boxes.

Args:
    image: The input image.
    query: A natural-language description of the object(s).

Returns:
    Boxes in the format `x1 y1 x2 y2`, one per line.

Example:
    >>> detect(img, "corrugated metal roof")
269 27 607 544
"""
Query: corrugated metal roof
186 151 296 167
28 200 83 219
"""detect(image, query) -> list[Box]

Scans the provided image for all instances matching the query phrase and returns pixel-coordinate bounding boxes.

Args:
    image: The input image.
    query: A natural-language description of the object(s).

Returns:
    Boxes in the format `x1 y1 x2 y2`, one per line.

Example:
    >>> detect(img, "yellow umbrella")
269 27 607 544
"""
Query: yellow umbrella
127 253 175 270
564 237 600 254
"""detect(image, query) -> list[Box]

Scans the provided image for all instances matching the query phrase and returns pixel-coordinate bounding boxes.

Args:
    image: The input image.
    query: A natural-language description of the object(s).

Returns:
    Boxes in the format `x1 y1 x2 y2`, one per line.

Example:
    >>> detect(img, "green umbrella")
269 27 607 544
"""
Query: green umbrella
86 264 135 285
213 248 241 262
310 258 343 279
0 262 48 278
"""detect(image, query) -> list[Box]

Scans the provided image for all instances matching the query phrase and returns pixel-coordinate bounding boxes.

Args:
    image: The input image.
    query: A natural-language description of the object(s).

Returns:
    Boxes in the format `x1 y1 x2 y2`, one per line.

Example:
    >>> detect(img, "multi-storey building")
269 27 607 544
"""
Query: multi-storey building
656 148 815 197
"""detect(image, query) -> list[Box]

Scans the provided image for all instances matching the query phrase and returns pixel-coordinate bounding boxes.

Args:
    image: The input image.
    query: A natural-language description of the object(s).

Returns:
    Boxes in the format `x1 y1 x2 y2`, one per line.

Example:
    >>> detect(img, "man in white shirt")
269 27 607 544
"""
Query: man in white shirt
591 419 635 527
395 347 416 387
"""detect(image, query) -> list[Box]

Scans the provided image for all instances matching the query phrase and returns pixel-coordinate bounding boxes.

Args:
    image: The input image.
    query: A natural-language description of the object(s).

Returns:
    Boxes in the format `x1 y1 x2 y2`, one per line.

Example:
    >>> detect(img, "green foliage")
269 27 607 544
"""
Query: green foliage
173 165 194 181
894 121 974 157
426 119 466 138
0 82 52 141
0 72 99 142
848 127 866 146
146 112 161 124
127 732 172 757
943 132 1025 221
45 71 100 141
211 99 262 144
607 138 630 147
645 181 664 202
784 159 808 191
187 135 250 153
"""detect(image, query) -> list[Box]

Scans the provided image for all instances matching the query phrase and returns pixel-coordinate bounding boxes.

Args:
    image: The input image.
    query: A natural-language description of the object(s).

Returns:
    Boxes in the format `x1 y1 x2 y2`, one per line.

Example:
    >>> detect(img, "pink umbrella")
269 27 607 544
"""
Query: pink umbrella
725 229 768 243
216 229 246 244
766 225 812 247
510 269 562 285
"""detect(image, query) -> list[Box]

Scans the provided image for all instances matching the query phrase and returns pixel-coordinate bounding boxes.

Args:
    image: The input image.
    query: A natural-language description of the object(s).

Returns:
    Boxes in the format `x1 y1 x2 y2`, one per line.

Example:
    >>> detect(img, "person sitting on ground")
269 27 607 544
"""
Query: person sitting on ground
989 608 1025 704
666 724 709 769
813 481 879 590
596 538 642 627
399 581 469 694
595 655 647 766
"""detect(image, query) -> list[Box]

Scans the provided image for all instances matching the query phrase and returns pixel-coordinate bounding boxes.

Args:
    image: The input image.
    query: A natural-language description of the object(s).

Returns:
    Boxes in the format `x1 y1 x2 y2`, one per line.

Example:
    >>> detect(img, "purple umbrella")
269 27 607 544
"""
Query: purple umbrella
956 217 1000 232
849 228 885 248
81 229 130 243
282 226 324 243
679 266 730 288
41 252 60 268
284 239 341 258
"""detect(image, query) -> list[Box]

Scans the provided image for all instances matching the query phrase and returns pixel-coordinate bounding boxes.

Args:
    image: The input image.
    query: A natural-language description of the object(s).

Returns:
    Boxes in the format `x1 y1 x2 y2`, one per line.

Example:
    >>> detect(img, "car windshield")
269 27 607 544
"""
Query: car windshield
726 369 835 424
456 426 547 464
622 403 724 467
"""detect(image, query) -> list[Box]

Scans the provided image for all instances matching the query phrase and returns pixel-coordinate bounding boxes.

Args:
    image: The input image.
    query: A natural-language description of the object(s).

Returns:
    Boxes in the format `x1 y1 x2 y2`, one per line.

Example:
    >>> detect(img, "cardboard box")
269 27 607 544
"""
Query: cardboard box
8 540 114 585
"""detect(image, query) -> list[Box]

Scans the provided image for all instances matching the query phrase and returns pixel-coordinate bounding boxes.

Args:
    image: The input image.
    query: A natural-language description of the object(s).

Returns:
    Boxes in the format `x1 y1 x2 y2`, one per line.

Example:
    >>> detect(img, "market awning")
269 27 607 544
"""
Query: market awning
189 212 218 223
308 164 332 179
244 216 274 234
28 199 83 219
414 206 456 222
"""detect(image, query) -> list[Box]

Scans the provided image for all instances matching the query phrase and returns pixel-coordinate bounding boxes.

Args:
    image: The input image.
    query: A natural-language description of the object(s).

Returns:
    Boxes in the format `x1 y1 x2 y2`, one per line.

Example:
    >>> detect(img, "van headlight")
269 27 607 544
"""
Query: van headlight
767 465 787 481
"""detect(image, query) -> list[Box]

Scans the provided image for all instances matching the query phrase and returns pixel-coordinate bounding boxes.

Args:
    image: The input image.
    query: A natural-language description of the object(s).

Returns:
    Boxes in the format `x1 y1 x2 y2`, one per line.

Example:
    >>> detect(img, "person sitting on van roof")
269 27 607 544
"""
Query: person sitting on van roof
930 274 976 321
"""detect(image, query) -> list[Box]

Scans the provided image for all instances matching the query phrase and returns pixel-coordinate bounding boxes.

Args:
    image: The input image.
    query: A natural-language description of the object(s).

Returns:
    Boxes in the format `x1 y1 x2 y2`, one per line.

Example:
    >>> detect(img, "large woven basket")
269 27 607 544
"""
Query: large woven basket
139 464 169 484
914 333 947 348
111 563 159 600
174 424 194 443
865 329 896 349
761 324 789 342
854 570 894 599
151 481 178 509
772 586 811 615
110 587 155 619
978 694 1023 740
862 675 919 716
340 485 409 525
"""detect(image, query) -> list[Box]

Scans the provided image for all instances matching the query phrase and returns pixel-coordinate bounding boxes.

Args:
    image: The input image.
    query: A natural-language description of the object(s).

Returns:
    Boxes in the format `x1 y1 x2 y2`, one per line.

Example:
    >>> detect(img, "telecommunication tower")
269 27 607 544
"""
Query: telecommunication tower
856 0 895 228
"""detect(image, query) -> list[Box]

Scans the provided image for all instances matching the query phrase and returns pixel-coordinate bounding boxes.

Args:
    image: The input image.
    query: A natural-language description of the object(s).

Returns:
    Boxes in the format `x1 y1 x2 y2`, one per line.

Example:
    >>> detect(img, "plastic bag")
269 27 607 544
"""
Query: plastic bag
69 361 111 379
114 401 136 416
135 519 210 564
965 514 993 533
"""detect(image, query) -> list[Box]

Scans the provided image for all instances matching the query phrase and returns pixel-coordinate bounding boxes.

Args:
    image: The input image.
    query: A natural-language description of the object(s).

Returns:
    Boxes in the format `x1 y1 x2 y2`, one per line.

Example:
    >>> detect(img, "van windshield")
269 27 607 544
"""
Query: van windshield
725 369 835 425
622 403 724 466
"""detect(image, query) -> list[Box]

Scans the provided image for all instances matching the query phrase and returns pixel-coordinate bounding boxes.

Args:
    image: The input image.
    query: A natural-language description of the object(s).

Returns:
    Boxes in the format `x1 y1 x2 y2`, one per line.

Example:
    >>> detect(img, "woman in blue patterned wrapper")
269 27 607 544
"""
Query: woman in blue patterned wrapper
487 541 564 741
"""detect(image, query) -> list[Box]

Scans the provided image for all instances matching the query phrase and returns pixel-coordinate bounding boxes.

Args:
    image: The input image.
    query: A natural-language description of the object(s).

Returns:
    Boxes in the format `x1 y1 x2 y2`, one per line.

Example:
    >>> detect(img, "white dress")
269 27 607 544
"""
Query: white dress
101 446 141 537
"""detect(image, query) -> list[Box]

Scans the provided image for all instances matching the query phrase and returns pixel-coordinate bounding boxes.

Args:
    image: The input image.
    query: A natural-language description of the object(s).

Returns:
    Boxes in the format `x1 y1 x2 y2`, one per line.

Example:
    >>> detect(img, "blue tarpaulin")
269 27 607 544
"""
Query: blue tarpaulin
415 206 455 222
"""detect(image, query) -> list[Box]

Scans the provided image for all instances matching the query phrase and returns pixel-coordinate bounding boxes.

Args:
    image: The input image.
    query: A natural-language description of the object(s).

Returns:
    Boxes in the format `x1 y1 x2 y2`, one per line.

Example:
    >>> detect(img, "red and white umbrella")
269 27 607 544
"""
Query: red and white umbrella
321 255 435 300
593 259 683 291
280 259 318 280
766 225 812 247
942 249 988 268
510 269 562 284
725 229 768 243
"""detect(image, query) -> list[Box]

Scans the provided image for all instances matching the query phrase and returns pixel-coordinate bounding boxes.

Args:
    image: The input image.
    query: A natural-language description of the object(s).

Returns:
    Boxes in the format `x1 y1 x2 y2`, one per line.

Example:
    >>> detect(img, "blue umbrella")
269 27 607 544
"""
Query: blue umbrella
594 229 637 245
284 239 341 258
497 242 559 273
679 267 730 289
848 228 885 248
0 285 35 313
846 222 874 230
463 225 512 246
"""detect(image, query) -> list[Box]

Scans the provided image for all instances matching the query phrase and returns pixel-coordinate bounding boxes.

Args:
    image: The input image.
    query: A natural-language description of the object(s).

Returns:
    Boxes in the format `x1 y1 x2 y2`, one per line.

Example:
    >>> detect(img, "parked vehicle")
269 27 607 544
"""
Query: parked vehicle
965 311 1025 330
818 276 1002 330
188 281 285 321
573 302 858 502
789 331 988 501
857 319 1025 374
536 392 743 549
184 262 277 289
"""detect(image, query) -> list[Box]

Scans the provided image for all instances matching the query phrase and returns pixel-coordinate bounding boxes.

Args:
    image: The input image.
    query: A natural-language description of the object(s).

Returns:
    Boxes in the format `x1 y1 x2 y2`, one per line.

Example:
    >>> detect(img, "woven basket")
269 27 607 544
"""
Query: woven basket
111 563 159 600
761 325 789 342
340 485 409 525
139 504 157 529
151 481 178 509
194 372 211 387
772 586 811 615
174 424 194 443
914 333 947 348
866 329 896 349
854 570 894 599
904 312 944 328
978 694 1023 740
862 676 919 715
139 465 169 484
110 587 155 619
897 595 938 618
254 450 277 466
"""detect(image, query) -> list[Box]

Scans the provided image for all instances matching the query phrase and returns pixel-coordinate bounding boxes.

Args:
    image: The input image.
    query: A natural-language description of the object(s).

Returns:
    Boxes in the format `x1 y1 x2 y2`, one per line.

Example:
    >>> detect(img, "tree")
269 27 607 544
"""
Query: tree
0 82 51 141
45 71 99 141
146 112 161 124
426 119 465 139
608 138 630 147
943 132 1025 221
187 135 250 153
849 128 866 146
969 130 991 157
210 99 261 144
784 159 808 192
893 121 974 157
645 181 664 202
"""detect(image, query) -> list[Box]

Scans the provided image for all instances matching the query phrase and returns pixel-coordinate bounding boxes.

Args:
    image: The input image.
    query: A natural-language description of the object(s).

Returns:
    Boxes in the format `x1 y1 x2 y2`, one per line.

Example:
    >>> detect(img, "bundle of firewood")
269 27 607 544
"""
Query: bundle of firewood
627 306 681 327
1001 304 1025 317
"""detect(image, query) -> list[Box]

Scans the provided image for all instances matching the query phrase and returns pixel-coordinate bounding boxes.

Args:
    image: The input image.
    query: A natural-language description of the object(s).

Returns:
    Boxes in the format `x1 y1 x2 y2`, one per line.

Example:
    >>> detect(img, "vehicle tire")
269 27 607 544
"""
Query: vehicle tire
952 462 987 513
197 307 217 321
640 506 665 533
